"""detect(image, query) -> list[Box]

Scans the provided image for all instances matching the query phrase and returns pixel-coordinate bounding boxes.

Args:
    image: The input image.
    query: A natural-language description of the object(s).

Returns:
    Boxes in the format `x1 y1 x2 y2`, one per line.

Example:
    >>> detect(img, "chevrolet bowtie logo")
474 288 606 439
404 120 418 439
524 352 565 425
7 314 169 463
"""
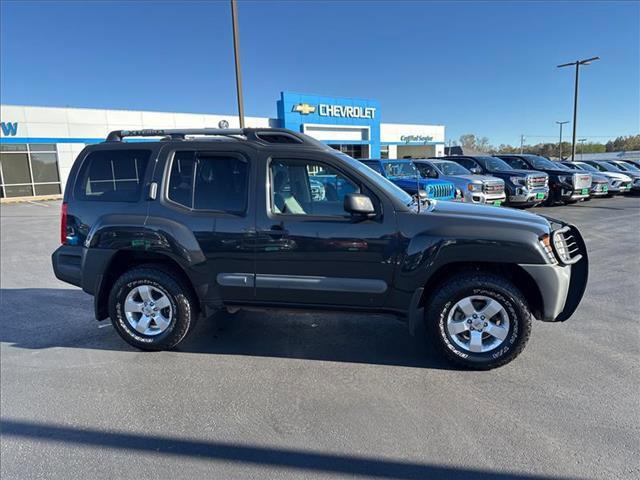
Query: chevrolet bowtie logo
292 103 316 115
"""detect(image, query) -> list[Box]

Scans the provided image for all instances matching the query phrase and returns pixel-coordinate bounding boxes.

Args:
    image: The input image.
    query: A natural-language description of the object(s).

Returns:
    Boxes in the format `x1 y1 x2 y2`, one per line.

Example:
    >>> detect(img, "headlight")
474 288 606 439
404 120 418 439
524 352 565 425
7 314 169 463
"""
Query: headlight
539 234 557 264
510 176 524 185
634 178 640 185
467 183 483 192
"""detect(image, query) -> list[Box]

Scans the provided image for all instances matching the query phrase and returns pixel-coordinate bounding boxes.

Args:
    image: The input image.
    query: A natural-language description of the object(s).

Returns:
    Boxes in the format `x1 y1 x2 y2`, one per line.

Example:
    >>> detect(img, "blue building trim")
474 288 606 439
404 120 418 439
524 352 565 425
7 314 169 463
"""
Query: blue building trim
0 137 103 144
381 141 445 146
0 137 156 144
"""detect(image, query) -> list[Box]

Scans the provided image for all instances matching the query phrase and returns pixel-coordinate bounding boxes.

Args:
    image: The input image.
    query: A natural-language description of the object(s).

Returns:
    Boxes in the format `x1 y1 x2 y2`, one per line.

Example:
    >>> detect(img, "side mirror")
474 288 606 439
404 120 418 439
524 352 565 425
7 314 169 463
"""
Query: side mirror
417 189 429 200
344 193 375 217
470 167 482 174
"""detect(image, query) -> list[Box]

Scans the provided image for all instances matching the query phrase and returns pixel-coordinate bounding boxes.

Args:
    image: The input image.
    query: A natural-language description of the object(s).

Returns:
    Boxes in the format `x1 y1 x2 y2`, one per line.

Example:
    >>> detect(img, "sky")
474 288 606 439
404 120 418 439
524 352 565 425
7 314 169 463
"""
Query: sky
1 0 638 146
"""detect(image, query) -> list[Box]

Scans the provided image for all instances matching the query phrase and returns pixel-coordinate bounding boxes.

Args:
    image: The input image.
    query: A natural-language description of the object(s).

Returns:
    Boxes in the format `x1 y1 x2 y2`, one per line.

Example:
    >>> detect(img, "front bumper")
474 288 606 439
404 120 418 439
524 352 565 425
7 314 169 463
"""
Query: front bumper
507 187 548 205
614 182 632 194
590 183 609 196
465 191 506 205
519 224 588 322
560 188 590 201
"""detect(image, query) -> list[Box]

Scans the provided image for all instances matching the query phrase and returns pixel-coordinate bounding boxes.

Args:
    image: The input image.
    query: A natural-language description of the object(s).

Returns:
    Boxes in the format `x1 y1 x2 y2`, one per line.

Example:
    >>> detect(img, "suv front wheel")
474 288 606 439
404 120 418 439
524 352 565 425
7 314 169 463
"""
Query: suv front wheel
425 273 532 370
108 266 197 350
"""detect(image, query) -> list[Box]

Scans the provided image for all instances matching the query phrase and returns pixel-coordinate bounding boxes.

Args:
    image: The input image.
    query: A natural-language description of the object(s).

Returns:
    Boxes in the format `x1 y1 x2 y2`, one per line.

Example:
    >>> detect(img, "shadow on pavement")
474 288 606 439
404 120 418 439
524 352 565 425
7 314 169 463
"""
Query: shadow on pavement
0 288 452 370
0 418 577 480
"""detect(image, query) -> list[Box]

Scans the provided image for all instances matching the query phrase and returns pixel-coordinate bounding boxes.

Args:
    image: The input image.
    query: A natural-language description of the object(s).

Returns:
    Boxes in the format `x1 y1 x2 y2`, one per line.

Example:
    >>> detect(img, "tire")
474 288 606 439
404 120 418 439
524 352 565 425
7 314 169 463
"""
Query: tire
108 266 198 351
425 273 532 370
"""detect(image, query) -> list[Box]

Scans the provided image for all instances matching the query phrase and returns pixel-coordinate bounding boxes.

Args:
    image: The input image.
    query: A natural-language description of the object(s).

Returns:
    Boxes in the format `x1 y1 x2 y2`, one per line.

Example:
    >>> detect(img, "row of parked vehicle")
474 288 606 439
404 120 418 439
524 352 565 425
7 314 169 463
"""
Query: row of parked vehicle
359 155 640 208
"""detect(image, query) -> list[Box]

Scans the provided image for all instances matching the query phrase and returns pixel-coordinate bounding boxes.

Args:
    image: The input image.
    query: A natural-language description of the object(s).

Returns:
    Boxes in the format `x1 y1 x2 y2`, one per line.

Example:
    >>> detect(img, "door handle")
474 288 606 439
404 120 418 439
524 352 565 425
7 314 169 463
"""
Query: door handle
264 224 288 237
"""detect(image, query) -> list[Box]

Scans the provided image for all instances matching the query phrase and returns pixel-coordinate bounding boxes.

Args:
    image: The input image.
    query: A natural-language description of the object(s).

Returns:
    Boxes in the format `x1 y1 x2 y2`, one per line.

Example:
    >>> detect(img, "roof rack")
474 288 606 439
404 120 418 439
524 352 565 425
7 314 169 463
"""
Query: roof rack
104 127 315 146
105 128 245 142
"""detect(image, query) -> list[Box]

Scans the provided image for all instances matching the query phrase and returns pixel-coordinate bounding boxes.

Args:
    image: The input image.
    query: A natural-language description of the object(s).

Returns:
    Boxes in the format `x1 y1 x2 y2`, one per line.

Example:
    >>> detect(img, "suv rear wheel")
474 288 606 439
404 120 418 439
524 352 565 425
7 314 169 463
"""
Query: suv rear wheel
108 266 197 350
425 273 532 370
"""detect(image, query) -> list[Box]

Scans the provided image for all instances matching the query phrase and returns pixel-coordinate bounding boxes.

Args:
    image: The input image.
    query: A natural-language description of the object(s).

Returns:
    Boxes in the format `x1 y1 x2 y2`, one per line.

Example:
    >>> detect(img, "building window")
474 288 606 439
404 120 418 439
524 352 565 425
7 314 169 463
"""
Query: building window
328 144 368 159
0 143 62 198
380 145 389 159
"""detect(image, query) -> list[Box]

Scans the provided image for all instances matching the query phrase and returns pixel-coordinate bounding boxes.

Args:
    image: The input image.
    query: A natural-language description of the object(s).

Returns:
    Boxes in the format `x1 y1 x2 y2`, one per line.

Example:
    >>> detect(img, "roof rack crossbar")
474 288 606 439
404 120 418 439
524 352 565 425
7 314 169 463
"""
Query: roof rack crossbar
106 128 246 142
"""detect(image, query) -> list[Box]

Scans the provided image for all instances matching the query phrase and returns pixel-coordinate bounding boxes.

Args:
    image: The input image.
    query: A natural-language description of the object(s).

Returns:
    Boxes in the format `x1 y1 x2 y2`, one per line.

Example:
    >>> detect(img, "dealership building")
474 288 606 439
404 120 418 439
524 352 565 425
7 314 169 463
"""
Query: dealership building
0 91 445 199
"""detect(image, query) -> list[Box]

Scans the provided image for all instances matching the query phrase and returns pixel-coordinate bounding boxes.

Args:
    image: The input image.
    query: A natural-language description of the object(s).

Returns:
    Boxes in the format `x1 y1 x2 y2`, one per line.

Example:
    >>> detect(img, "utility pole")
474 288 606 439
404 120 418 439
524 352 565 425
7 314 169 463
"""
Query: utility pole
557 56 600 161
520 135 525 154
578 138 587 160
230 0 245 128
556 121 569 160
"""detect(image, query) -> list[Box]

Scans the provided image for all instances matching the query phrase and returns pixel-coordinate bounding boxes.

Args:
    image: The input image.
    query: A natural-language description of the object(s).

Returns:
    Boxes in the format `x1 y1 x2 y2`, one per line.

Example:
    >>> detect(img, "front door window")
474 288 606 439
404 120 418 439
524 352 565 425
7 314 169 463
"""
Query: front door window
270 159 359 217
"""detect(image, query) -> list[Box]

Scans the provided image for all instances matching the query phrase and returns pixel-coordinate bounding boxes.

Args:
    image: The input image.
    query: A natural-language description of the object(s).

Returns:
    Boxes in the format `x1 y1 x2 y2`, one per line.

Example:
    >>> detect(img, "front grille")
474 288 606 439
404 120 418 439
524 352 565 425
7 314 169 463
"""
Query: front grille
552 226 583 265
484 182 504 194
572 173 592 190
428 184 454 199
527 175 547 189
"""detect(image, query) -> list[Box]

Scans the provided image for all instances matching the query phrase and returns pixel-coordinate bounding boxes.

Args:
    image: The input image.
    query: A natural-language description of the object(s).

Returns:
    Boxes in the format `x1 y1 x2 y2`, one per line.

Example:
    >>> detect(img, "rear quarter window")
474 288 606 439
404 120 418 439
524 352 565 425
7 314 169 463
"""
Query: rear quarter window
74 149 151 202
166 151 249 213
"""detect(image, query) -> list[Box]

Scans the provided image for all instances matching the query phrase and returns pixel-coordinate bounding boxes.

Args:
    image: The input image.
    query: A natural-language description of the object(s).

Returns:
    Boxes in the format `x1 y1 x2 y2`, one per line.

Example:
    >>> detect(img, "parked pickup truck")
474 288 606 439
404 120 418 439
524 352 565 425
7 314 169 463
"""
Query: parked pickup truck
496 154 592 205
412 158 506 206
558 162 609 197
52 128 588 370
443 155 549 207
359 159 457 201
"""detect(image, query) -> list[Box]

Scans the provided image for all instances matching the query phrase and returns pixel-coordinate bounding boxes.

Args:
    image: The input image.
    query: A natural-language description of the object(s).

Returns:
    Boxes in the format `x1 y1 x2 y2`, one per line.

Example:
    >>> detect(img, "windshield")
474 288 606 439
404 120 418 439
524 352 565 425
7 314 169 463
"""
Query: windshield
616 161 640 172
524 155 559 170
437 161 471 175
550 162 572 171
601 162 624 172
383 161 418 178
329 152 415 206
561 163 580 171
480 157 513 171
575 162 598 172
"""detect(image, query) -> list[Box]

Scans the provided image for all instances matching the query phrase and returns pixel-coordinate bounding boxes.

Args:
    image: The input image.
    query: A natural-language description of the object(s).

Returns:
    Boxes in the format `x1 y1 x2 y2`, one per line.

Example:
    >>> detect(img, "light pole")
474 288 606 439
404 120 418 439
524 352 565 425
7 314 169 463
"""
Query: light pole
520 134 525 154
556 121 569 160
578 138 587 160
557 56 600 161
230 0 245 128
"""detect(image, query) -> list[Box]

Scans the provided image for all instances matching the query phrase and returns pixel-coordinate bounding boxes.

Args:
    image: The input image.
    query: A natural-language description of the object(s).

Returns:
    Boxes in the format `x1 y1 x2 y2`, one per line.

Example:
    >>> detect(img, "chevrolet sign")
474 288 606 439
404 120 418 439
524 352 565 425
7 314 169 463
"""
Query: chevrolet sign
319 104 376 119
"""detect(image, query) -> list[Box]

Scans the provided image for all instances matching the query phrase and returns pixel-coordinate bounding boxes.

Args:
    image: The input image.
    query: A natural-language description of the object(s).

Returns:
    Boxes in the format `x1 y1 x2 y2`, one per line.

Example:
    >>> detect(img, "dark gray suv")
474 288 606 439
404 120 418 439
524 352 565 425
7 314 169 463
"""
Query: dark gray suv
52 128 588 369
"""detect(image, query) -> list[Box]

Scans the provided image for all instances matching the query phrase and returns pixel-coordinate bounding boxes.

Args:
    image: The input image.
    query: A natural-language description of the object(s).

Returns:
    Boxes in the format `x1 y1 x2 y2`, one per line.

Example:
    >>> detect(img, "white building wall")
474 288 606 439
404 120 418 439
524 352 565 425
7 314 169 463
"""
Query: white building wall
380 122 445 143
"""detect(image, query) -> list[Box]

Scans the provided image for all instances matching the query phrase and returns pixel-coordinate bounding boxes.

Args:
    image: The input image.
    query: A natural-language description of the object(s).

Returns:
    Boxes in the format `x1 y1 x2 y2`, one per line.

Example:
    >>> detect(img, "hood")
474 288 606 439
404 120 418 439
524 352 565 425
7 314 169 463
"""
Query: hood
601 171 633 181
540 168 578 176
390 177 452 189
449 174 503 184
589 173 609 183
426 198 550 234
490 168 547 177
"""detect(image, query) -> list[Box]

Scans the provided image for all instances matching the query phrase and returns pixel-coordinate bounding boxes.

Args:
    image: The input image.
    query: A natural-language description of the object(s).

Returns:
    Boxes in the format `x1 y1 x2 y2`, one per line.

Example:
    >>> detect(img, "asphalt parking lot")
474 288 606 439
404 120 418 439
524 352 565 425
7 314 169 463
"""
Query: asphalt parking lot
1 196 639 480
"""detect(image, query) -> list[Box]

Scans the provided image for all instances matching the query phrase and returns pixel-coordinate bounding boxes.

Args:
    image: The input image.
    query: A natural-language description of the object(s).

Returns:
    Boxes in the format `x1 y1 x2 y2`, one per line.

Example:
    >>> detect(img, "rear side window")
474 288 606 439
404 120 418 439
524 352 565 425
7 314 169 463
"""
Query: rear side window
455 158 477 171
75 149 150 202
503 157 529 170
167 151 248 213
